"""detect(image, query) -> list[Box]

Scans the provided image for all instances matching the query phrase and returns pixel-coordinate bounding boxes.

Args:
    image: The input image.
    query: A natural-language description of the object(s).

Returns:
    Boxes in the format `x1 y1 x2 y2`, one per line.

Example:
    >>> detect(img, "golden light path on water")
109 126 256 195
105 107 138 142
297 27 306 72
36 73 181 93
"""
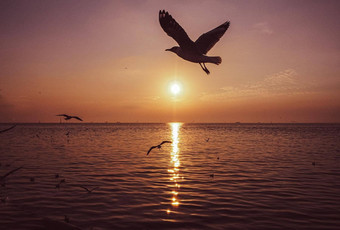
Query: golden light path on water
167 122 182 214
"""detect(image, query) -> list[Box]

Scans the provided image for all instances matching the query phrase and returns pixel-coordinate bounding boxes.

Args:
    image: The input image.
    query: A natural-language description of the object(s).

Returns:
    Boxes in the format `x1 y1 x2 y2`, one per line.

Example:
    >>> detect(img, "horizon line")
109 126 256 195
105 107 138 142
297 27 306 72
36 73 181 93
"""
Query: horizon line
0 122 339 125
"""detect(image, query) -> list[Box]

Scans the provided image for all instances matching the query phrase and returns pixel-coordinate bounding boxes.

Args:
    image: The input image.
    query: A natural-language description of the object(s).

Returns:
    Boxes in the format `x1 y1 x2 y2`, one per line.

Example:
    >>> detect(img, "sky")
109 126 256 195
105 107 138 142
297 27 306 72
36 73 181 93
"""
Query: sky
0 0 339 123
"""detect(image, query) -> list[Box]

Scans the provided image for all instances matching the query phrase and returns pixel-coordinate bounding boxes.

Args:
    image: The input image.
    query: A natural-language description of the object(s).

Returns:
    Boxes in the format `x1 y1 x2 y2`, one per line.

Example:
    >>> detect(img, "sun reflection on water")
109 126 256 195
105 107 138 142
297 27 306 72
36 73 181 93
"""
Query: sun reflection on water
168 122 182 212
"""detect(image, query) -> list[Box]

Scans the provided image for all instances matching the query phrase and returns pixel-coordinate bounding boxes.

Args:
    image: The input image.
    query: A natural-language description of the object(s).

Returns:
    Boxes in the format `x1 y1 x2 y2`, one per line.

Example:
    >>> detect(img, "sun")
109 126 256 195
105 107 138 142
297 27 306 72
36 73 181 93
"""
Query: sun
170 83 181 95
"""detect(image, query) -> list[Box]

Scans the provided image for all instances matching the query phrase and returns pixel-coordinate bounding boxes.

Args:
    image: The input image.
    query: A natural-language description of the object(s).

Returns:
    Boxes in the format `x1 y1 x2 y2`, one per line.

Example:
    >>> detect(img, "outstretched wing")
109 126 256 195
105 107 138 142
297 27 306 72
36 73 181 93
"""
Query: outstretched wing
147 146 157 155
56 114 68 117
160 141 172 146
159 10 195 50
90 187 99 192
73 116 83 121
80 186 90 192
195 21 230 54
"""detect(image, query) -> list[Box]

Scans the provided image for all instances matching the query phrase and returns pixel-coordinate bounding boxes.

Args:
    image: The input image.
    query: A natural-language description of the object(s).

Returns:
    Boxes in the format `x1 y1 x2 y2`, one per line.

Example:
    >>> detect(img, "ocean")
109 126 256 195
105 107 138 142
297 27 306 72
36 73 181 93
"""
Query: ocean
0 123 339 229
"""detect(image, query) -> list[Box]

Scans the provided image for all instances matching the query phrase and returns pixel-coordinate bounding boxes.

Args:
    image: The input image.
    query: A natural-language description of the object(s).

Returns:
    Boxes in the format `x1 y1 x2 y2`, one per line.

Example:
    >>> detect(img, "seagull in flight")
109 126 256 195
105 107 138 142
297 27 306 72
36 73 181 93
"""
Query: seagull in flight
147 141 172 155
56 114 83 121
80 186 100 193
159 10 230 75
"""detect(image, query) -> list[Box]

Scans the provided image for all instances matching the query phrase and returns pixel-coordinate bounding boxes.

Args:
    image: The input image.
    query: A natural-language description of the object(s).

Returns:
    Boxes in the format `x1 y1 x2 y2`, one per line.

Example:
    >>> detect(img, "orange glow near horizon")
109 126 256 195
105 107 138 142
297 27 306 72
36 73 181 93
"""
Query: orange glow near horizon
0 1 339 123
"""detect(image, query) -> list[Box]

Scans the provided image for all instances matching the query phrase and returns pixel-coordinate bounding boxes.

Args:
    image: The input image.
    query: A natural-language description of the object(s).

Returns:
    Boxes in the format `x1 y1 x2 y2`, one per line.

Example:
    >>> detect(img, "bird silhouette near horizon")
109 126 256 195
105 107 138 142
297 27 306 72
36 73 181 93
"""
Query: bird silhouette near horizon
159 10 230 75
147 141 172 155
80 185 100 193
56 114 83 121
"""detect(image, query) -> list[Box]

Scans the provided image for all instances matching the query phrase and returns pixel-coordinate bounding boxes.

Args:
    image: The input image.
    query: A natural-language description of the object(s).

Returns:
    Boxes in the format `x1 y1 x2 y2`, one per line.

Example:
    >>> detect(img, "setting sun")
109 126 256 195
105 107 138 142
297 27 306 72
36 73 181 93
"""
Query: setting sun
0 1 339 229
170 83 181 95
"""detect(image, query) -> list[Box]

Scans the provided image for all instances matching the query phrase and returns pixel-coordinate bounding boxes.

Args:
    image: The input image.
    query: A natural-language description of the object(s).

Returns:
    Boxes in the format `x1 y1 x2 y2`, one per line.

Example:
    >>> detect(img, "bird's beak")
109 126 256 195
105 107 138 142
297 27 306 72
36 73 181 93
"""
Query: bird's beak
165 49 170 51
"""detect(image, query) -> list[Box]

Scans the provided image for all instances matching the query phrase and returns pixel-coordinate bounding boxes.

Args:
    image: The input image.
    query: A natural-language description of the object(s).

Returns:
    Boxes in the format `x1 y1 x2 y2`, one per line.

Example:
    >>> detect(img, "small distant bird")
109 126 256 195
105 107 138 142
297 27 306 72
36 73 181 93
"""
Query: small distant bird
55 174 59 178
210 174 214 178
80 186 99 193
65 131 70 136
147 141 172 155
206 138 210 142
30 177 35 182
312 162 316 167
159 10 230 74
217 156 219 160
64 215 70 223
0 124 16 134
56 114 83 121
55 179 65 189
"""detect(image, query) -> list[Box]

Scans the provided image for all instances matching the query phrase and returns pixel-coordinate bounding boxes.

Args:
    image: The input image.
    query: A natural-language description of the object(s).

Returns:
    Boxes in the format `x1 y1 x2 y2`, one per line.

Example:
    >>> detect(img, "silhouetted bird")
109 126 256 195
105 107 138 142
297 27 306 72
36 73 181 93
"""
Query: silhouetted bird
312 162 316 167
80 186 99 193
147 141 172 155
0 124 16 133
56 179 66 189
159 10 230 74
56 114 83 121
217 156 220 160
210 174 214 178
55 174 59 178
206 138 210 142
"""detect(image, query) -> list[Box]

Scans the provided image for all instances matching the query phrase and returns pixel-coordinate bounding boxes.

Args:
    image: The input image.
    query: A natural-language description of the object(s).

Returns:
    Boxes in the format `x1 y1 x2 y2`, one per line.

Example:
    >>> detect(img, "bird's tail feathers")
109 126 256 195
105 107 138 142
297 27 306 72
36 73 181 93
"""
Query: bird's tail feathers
209 56 222 65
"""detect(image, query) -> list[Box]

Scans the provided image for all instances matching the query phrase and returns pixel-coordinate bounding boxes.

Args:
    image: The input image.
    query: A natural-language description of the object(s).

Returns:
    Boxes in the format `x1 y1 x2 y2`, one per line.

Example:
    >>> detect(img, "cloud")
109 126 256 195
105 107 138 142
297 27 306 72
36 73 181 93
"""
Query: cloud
253 22 273 34
200 69 313 101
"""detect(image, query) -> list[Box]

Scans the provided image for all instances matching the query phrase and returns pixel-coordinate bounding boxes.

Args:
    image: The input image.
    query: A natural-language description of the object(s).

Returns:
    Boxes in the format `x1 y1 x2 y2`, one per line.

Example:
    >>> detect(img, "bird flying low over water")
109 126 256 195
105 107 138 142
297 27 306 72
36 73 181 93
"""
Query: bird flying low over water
159 10 230 75
80 186 100 193
147 141 172 155
56 114 83 121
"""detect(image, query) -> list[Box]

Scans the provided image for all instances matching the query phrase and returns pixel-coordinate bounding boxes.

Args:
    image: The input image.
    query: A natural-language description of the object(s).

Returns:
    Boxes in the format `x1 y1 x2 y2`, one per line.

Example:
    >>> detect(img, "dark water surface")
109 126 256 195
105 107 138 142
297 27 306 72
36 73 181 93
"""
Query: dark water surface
0 123 339 229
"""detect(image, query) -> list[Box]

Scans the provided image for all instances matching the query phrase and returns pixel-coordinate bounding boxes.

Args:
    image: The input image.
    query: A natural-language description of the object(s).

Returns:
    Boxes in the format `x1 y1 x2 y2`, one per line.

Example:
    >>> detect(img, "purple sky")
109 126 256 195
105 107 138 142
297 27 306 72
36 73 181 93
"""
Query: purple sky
1 0 339 122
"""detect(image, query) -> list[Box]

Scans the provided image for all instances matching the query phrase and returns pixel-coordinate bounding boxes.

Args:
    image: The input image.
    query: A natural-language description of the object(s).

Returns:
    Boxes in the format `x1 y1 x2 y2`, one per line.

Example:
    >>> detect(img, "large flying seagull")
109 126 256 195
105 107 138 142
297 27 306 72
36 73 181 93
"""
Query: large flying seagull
159 10 230 75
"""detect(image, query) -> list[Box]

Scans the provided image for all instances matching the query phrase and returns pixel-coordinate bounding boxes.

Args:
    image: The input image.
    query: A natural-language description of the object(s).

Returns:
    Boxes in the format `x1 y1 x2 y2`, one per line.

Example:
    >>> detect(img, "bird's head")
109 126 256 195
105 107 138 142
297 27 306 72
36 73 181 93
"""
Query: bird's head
165 46 180 54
